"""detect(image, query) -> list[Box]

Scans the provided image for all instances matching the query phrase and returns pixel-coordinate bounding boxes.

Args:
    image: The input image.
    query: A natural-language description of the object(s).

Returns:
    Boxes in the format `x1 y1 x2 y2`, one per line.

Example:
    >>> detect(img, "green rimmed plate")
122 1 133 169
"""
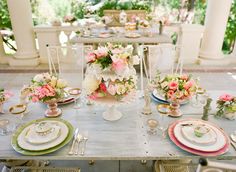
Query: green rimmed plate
11 118 74 156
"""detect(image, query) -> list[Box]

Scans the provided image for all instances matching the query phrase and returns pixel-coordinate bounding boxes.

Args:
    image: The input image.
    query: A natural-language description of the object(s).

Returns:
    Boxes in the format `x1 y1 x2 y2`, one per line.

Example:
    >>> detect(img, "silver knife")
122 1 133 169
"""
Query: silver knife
68 128 79 155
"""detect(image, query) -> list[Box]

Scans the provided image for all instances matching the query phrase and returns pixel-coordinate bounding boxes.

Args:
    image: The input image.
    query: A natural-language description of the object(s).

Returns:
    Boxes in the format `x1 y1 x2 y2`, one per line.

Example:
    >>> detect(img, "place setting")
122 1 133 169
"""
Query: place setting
11 118 74 155
168 118 230 156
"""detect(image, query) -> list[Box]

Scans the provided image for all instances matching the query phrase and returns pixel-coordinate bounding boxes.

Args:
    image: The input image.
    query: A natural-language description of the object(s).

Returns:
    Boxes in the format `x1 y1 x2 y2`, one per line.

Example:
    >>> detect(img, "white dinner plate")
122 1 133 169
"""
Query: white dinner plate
25 122 61 145
181 124 217 146
17 121 69 151
174 120 226 152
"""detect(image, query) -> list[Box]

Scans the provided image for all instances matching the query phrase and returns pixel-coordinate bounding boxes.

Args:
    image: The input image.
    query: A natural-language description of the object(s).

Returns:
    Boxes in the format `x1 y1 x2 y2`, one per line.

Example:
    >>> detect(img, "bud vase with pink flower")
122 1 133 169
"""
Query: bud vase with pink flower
153 73 198 117
28 73 67 117
216 93 236 120
0 88 13 114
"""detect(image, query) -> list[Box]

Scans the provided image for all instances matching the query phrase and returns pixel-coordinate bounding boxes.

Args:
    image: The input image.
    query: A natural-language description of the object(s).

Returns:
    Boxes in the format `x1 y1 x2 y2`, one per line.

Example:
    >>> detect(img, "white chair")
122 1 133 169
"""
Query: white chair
138 44 183 91
196 158 236 172
46 44 93 88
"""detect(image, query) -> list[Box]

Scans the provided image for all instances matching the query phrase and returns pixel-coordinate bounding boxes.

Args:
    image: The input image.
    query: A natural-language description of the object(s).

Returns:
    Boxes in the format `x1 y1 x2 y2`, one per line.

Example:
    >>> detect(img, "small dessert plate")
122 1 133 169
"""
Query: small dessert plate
181 124 217 146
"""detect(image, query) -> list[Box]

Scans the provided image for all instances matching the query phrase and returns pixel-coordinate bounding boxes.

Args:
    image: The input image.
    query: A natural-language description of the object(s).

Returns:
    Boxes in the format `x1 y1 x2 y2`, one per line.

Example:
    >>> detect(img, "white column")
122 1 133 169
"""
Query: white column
179 24 204 64
199 0 232 60
7 0 39 66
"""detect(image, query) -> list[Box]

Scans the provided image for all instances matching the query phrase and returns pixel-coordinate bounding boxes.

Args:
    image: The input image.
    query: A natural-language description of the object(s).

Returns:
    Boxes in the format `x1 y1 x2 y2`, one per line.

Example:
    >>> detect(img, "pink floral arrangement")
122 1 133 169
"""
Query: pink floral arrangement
28 73 67 103
86 44 139 75
83 74 136 100
0 88 13 103
216 93 236 117
154 73 198 102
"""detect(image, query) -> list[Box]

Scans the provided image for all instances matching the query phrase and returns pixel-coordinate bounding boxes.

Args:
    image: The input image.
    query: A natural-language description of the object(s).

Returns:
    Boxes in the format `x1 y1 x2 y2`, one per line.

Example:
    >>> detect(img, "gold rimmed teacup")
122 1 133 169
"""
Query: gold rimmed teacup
157 104 171 114
9 104 27 115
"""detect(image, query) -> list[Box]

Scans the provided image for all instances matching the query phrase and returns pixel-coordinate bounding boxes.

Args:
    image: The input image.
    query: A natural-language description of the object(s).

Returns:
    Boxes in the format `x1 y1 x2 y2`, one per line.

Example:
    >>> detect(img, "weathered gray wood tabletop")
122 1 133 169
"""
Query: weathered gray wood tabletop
0 90 236 160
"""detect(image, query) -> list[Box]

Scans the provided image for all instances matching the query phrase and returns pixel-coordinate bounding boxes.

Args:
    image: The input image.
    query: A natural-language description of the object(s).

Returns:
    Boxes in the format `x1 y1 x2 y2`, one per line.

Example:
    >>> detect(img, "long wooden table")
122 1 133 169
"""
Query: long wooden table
0 89 236 161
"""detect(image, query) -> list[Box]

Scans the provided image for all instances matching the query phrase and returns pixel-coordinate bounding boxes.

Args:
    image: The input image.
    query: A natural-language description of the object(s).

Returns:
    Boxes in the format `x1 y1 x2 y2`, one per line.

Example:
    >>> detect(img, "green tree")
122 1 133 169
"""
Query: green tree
0 0 11 29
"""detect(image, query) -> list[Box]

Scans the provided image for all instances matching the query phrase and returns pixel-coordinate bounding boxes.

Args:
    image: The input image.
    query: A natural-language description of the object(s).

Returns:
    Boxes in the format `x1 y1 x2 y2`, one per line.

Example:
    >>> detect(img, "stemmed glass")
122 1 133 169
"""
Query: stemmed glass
191 87 208 108
156 104 170 139
9 104 27 126
68 88 82 109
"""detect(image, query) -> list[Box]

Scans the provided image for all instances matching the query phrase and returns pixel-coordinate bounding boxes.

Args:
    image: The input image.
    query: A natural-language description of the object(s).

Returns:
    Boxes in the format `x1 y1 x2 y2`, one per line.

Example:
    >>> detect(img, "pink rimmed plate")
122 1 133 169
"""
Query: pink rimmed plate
168 119 229 156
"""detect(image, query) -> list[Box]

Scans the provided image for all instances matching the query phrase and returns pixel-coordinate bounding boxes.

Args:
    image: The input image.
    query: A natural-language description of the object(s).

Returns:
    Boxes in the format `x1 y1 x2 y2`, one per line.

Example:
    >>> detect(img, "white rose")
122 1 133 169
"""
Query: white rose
33 74 44 82
83 75 100 94
130 55 140 65
57 79 67 89
125 45 133 54
116 84 126 95
50 76 57 87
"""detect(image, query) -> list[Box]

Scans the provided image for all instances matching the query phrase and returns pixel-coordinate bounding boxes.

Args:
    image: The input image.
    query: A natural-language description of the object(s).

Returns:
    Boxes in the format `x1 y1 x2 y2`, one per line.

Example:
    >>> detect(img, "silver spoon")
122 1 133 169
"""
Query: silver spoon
230 133 236 143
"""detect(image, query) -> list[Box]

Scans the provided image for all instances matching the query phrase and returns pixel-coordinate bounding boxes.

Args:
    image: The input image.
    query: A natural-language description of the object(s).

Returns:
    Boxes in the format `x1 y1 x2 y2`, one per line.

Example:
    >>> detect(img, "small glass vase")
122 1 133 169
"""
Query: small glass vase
224 112 236 120
169 101 182 117
44 99 62 118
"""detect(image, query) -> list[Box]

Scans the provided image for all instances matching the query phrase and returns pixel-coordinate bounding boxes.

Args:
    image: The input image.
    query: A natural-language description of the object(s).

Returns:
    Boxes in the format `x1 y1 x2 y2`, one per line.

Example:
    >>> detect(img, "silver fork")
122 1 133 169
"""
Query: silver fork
80 131 88 156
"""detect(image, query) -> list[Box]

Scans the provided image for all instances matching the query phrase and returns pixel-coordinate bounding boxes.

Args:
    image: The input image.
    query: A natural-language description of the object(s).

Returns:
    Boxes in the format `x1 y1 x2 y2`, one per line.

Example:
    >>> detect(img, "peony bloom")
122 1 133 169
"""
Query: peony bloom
168 81 178 91
99 83 107 92
95 47 108 58
107 84 116 95
184 80 194 90
82 75 100 94
219 94 234 102
86 53 96 62
112 59 126 74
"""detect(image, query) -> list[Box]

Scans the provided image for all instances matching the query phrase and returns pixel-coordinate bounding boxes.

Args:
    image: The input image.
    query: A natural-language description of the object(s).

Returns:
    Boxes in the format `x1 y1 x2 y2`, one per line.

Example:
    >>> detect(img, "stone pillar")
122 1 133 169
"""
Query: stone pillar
7 0 39 66
179 24 204 64
199 0 232 60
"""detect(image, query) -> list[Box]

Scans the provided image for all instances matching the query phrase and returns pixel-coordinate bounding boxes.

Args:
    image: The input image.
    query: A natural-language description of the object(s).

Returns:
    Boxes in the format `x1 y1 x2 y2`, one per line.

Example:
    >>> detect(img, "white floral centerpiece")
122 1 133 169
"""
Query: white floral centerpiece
28 73 67 117
86 43 139 77
83 74 137 101
216 94 236 120
83 43 139 121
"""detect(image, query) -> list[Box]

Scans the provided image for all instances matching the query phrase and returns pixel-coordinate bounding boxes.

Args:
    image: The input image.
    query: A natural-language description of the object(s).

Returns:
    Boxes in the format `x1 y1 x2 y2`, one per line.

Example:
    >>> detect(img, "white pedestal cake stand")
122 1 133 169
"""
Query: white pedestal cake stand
90 92 136 121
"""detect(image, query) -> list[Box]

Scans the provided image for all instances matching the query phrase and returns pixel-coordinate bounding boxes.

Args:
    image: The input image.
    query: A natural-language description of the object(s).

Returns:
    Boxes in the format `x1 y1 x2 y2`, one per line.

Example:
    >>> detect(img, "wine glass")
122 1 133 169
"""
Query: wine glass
147 119 159 135
191 88 208 108
156 104 170 139
68 88 82 109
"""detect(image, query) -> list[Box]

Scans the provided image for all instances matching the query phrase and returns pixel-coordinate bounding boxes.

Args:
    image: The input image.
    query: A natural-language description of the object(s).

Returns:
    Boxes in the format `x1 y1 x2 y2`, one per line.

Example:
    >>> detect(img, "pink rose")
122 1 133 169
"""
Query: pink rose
181 74 189 80
184 80 194 90
168 81 178 91
86 53 96 62
4 91 14 99
167 90 175 99
95 47 108 58
107 84 116 95
112 59 126 73
112 48 122 54
219 94 234 102
89 94 97 100
99 83 107 92
31 95 39 102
